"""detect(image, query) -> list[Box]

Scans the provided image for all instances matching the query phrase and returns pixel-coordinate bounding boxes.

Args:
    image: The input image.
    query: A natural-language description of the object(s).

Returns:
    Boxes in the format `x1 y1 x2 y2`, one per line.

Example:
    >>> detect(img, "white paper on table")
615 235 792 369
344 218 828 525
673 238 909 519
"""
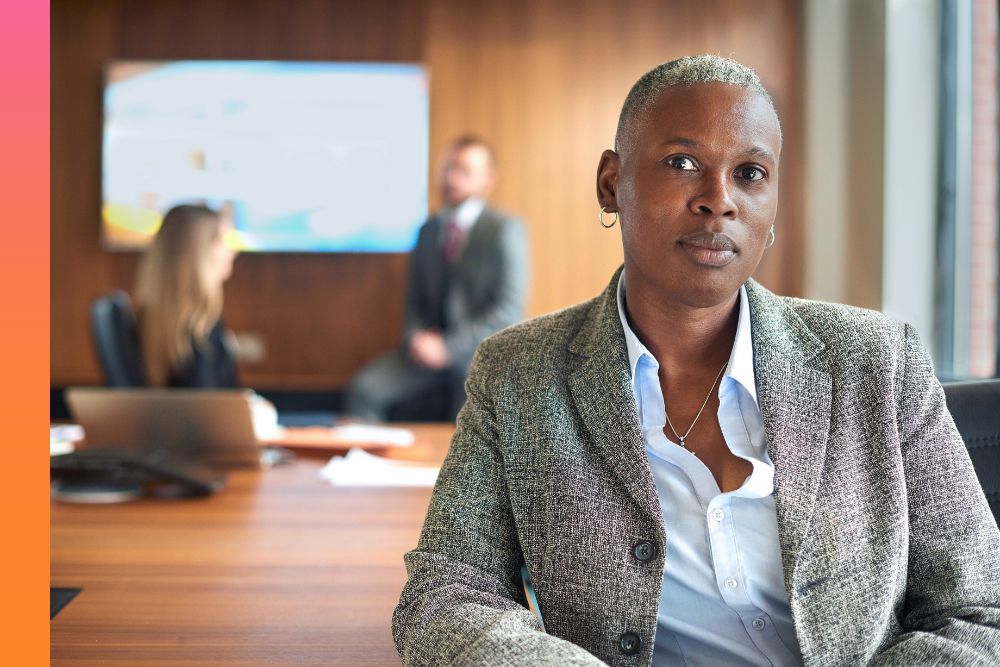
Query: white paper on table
250 393 284 440
318 447 438 487
328 424 415 447
50 424 84 456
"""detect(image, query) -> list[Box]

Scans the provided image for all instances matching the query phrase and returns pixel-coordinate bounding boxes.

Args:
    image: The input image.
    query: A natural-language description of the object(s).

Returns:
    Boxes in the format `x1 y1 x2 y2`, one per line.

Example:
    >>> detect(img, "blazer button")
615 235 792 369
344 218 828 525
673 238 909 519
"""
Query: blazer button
619 632 642 655
632 540 658 562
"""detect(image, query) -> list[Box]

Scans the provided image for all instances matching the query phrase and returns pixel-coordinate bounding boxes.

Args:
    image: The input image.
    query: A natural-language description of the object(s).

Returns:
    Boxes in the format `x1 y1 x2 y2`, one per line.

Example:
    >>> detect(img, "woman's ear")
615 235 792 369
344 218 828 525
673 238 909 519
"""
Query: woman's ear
596 149 621 211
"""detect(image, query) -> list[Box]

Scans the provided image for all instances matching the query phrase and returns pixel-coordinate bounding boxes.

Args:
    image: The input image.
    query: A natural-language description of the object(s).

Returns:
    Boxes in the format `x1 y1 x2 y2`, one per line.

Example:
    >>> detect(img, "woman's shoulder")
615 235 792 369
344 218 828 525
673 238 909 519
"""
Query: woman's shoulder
784 294 900 327
471 296 599 375
754 284 910 356
486 299 595 350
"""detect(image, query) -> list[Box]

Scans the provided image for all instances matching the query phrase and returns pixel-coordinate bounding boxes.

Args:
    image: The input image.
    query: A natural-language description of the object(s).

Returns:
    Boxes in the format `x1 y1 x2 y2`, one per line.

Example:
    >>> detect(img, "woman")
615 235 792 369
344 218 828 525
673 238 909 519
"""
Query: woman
392 56 1000 666
134 203 239 388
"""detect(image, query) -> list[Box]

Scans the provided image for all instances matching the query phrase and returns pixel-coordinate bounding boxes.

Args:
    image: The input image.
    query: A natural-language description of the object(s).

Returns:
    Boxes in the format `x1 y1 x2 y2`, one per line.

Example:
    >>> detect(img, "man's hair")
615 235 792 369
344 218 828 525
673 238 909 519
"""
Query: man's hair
449 134 496 169
614 55 779 153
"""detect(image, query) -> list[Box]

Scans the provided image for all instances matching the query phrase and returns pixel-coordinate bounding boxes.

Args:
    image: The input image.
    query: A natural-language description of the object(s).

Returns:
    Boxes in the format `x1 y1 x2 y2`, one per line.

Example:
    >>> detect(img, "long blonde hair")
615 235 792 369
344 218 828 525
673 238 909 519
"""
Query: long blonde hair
135 204 227 386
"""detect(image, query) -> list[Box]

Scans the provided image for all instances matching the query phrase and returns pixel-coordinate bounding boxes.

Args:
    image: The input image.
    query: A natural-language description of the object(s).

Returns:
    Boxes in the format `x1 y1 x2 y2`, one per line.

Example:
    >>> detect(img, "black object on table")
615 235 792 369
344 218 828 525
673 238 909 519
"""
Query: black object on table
51 587 81 619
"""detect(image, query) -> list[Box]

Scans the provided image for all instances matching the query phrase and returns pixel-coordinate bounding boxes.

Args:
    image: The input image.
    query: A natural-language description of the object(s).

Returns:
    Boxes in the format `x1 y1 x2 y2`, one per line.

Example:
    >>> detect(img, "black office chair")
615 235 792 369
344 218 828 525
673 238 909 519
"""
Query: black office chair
943 379 1000 525
90 290 147 387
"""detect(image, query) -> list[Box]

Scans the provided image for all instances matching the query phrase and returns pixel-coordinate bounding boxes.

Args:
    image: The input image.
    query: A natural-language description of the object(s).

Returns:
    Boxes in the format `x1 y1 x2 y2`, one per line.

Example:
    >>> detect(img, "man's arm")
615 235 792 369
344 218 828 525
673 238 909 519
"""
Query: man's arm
403 222 435 349
443 218 529 365
873 325 1000 665
392 344 604 667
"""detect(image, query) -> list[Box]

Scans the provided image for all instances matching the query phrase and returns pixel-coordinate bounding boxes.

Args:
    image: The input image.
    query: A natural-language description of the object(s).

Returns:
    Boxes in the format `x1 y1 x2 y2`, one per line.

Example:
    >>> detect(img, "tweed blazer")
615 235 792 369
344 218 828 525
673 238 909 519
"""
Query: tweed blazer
403 206 529 371
393 268 1000 666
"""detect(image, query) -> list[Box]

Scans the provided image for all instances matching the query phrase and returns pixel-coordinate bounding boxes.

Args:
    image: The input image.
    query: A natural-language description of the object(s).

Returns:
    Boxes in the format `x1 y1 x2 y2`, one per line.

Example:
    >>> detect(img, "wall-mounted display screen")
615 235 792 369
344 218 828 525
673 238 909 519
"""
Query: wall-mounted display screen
102 60 428 252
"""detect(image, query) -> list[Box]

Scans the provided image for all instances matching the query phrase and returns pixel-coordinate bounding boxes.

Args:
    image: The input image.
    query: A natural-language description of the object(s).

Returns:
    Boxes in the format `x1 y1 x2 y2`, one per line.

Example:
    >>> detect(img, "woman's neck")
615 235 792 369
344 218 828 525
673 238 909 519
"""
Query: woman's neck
623 278 740 377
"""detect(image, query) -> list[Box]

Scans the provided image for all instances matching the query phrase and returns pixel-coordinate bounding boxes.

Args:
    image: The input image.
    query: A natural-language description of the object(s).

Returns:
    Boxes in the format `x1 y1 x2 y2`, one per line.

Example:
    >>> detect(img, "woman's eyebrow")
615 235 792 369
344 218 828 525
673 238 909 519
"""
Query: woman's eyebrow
658 139 776 163
659 137 699 148
745 146 776 162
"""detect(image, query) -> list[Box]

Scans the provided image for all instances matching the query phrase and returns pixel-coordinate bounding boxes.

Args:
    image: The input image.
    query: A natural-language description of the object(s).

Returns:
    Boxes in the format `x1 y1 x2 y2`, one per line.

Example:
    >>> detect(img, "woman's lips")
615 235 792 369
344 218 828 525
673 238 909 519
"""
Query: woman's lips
677 231 738 267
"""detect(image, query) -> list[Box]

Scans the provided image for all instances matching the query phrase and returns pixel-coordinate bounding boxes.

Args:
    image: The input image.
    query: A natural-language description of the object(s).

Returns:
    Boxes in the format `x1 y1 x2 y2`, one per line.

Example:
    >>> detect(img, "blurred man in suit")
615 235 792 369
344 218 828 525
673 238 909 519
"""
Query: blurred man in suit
344 136 529 421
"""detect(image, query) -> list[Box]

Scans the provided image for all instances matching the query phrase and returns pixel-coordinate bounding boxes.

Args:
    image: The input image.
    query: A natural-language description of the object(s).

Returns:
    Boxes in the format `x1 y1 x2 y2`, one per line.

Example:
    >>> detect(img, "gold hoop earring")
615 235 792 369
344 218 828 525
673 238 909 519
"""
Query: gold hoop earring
598 207 619 228
765 225 775 248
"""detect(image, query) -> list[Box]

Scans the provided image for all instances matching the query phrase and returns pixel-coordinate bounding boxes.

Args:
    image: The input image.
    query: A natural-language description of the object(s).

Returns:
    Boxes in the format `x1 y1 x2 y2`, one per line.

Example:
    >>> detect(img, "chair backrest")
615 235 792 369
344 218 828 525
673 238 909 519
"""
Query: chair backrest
943 379 1000 525
90 290 148 387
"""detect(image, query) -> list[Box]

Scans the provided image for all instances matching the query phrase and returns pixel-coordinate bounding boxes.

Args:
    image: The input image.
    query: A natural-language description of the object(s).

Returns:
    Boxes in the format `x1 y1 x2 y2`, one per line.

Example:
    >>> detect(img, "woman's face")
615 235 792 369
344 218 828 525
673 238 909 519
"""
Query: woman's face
210 218 238 283
598 82 782 308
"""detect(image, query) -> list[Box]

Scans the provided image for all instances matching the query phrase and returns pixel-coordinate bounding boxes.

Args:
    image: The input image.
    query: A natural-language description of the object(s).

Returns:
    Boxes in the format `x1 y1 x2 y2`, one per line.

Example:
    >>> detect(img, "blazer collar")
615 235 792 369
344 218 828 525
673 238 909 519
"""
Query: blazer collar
568 267 661 526
568 270 834 583
745 280 832 592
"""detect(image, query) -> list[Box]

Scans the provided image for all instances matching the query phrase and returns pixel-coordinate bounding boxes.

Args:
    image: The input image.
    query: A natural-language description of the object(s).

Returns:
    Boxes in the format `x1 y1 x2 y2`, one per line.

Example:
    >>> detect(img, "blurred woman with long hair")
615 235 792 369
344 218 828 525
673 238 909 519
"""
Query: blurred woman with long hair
134 204 239 387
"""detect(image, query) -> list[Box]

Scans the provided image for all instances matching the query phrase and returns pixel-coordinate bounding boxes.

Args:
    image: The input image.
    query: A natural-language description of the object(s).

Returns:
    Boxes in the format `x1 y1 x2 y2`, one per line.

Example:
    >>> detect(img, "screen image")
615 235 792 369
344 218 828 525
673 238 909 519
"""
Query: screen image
102 60 429 252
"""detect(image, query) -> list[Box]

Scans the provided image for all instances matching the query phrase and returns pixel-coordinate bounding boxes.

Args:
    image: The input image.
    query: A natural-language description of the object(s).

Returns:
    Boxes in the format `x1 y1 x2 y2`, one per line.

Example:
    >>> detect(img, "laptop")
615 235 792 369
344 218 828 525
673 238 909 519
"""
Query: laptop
65 388 263 467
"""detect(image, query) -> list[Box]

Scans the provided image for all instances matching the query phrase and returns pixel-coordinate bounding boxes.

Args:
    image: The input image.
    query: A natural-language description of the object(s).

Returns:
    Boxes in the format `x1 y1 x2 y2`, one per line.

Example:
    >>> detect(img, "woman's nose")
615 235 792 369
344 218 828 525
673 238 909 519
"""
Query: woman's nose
689 174 738 218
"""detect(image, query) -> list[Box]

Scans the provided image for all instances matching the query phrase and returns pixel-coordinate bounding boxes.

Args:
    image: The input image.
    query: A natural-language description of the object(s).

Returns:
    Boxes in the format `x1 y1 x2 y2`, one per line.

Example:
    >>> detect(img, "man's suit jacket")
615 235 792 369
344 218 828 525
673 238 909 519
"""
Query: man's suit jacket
394 267 1000 666
404 206 529 371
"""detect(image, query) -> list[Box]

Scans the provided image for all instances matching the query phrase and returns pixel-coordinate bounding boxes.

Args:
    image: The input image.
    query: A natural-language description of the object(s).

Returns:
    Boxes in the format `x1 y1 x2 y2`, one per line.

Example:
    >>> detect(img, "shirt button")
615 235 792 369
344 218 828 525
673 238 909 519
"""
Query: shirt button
711 509 725 522
618 632 642 655
632 540 658 563
752 618 766 631
724 578 738 590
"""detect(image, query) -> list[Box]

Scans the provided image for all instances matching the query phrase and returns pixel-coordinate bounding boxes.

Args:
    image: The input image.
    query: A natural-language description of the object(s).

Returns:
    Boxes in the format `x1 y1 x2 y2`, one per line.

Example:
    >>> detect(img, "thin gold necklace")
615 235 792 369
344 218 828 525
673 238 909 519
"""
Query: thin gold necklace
664 361 728 453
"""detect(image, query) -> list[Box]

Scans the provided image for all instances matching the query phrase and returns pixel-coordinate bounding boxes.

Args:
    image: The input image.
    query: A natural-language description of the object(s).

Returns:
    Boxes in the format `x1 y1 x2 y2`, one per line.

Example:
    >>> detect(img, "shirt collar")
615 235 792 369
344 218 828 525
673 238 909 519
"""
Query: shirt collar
442 197 486 230
616 272 758 405
616 272 650 380
727 281 758 404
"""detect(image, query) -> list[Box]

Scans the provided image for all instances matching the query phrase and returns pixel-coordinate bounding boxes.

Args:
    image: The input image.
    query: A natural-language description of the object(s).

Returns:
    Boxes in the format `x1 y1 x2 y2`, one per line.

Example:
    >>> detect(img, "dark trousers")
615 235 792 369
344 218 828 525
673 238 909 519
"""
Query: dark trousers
343 349 468 422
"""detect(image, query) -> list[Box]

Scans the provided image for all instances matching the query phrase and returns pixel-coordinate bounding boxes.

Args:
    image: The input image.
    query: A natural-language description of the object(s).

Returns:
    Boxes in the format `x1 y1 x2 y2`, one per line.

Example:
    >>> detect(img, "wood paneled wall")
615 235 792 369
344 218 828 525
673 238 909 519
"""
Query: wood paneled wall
52 0 804 389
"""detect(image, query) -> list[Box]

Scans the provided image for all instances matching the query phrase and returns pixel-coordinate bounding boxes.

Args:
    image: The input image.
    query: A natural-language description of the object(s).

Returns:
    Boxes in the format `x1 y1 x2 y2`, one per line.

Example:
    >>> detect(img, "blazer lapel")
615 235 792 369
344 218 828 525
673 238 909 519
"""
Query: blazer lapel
564 274 833 571
745 280 832 589
567 269 662 524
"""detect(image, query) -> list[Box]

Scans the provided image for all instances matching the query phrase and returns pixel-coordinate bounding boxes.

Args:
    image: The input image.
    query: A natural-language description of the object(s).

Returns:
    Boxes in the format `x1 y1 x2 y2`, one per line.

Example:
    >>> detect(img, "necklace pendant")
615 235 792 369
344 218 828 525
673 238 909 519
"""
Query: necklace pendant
679 438 697 457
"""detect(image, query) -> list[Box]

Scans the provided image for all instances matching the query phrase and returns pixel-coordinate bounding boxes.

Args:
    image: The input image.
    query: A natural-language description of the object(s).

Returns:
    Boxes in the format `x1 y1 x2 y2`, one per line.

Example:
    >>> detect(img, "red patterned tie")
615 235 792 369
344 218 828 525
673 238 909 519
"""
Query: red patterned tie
443 218 464 263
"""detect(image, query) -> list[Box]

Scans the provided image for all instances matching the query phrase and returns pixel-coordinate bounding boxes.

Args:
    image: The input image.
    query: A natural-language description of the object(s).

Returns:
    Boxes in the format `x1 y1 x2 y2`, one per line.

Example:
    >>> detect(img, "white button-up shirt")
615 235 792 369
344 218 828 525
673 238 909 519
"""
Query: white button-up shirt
616 273 804 666
442 196 485 231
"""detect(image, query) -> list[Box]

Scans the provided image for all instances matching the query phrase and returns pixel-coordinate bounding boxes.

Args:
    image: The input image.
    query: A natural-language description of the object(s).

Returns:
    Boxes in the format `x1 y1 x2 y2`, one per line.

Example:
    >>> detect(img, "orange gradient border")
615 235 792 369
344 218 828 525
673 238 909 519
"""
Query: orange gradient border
1 0 49 662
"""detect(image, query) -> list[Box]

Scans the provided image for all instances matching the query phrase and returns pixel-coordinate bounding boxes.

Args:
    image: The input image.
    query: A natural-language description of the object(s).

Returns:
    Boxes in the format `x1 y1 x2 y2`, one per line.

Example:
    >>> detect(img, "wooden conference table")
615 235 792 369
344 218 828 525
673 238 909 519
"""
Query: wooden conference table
50 423 455 666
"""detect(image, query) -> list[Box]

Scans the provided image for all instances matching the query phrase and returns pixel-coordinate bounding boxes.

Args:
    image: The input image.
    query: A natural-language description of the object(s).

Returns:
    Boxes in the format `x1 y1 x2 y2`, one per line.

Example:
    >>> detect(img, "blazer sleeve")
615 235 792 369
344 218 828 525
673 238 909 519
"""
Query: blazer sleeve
391 344 605 666
873 325 1000 666
443 217 529 365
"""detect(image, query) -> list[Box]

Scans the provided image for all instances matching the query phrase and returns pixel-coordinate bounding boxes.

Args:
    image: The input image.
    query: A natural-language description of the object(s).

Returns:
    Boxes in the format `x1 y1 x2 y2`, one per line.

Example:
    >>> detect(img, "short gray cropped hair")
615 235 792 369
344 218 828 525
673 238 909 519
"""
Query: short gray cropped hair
614 55 779 153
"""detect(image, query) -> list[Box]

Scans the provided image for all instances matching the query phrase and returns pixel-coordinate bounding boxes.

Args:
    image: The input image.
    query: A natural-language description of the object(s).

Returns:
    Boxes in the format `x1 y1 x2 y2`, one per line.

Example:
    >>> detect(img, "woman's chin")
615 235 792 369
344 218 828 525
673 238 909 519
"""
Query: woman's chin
658 271 747 310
